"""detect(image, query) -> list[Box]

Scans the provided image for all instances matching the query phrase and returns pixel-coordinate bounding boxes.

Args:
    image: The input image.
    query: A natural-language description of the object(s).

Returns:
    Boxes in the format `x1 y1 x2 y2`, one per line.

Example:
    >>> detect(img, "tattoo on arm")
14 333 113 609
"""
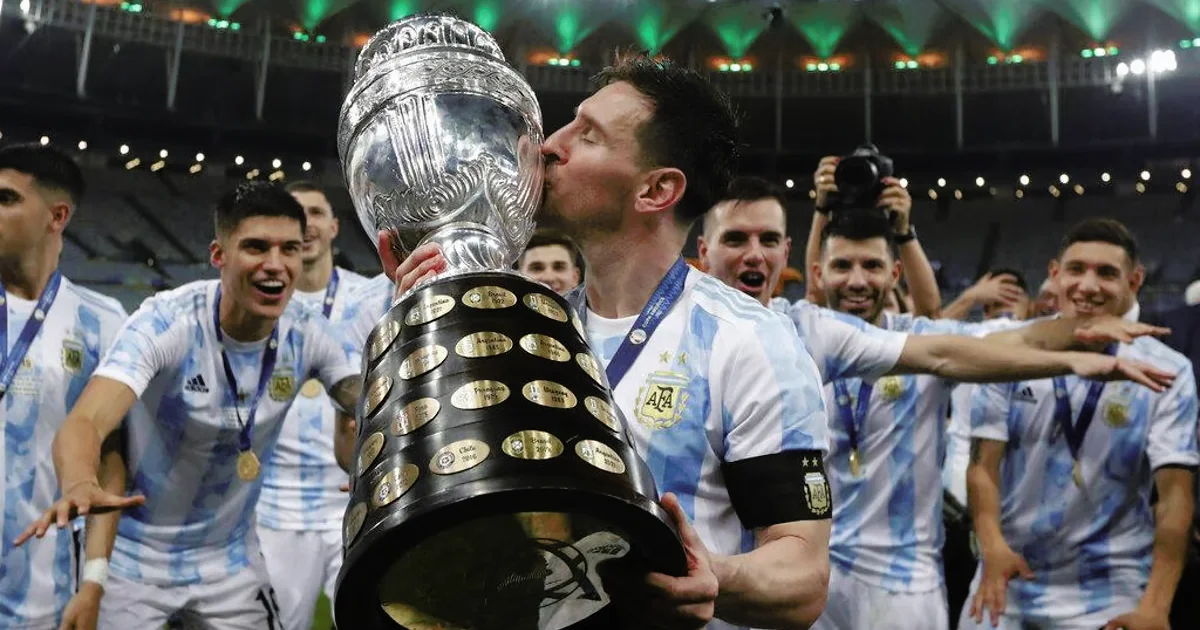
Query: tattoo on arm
330 375 363 415
970 439 983 465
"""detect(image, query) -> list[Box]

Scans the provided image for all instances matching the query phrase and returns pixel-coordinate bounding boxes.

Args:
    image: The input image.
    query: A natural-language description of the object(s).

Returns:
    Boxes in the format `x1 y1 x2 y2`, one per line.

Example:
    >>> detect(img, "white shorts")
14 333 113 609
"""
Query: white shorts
98 554 282 630
957 565 1141 630
256 526 343 630
812 564 949 630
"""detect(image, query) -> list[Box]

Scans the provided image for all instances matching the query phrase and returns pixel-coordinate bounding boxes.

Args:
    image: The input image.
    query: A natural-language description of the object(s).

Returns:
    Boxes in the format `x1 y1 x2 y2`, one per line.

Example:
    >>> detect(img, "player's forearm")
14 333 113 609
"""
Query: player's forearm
940 290 981 321
84 440 126 561
917 336 1076 382
712 532 830 629
967 461 1006 553
1139 479 1193 612
334 413 356 473
52 412 106 492
896 241 941 318
804 212 829 304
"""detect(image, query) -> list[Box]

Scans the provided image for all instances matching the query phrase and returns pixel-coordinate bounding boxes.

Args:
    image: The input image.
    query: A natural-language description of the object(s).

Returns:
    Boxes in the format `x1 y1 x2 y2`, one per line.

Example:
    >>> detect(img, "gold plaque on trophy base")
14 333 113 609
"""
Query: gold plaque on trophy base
429 439 491 475
372 464 421 509
500 430 564 460
392 398 442 436
450 380 511 410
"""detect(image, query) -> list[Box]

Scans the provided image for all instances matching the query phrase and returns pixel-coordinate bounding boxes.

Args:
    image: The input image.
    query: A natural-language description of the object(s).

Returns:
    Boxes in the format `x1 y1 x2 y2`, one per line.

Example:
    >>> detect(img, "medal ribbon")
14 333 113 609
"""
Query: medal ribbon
0 272 62 400
832 379 873 457
321 269 340 319
212 285 280 453
584 257 690 389
1051 344 1117 465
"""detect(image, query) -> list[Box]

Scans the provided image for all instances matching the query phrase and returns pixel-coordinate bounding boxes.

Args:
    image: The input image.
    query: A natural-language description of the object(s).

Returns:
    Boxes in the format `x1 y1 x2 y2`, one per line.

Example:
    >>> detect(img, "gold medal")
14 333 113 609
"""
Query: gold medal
1072 461 1084 488
300 378 323 398
848 449 863 477
237 450 261 481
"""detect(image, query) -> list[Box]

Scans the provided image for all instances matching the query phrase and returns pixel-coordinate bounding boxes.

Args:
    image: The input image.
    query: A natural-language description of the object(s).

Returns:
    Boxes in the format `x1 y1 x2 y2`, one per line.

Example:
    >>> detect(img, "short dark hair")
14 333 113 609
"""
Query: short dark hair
1057 217 1139 266
819 208 895 257
983 267 1028 292
214 181 307 238
704 175 790 235
592 56 738 224
0 143 85 205
284 180 324 196
522 228 584 273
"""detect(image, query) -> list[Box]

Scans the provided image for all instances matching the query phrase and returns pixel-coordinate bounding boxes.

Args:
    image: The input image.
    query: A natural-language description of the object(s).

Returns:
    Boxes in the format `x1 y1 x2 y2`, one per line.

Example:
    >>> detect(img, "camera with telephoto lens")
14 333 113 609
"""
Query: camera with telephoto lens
827 143 895 211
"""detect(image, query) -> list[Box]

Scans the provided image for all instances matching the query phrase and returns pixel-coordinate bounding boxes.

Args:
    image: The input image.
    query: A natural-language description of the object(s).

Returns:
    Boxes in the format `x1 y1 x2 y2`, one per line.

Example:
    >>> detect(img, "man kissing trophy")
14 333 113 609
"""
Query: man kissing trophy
334 13 686 630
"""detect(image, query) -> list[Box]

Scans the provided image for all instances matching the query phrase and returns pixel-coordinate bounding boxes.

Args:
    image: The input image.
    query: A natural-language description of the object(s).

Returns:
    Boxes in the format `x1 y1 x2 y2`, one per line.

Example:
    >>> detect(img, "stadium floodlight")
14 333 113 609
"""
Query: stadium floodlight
119 144 129 155
975 176 985 187
1059 173 1070 184
899 177 908 188
937 177 946 187
953 189 963 200
1183 168 1192 180
1149 50 1177 73
1101 172 1111 183
234 155 245 166
1140 170 1151 181
302 161 312 172
1116 62 1130 77
195 153 205 162
272 158 282 169
39 136 49 146
785 179 794 189
19 0 30 15
77 141 87 150
928 189 938 200
1019 174 1030 186
159 149 168 158
1130 59 1146 75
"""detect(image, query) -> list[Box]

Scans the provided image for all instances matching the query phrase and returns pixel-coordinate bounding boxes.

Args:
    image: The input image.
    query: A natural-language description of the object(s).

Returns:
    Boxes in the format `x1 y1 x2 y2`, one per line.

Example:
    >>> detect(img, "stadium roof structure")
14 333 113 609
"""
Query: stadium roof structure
4 0 1200 176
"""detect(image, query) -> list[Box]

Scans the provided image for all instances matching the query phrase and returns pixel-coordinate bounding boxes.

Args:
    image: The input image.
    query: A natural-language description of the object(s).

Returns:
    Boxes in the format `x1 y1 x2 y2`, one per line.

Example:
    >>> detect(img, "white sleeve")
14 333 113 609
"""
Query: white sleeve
1148 360 1200 471
93 300 182 397
968 381 1013 443
721 314 829 462
811 312 907 383
305 316 362 388
339 280 392 352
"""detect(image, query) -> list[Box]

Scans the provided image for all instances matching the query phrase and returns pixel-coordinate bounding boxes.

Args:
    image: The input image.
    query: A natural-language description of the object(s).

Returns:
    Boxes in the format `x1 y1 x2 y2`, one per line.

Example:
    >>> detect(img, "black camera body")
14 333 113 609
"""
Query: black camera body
825 144 895 212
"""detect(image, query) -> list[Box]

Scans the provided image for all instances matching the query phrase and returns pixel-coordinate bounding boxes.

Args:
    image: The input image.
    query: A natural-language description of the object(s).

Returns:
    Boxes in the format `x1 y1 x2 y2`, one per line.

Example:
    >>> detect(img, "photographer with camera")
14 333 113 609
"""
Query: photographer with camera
803 147 942 318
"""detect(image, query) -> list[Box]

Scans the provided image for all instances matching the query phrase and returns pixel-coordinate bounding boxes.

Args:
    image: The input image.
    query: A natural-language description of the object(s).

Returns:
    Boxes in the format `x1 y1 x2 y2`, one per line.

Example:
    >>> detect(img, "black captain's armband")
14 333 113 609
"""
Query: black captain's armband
722 450 831 528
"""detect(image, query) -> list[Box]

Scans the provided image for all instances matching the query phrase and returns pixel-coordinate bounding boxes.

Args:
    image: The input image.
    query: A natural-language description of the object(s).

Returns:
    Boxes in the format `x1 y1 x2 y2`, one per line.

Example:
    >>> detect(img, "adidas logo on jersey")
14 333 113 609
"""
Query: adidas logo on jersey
1014 386 1037 404
185 374 209 394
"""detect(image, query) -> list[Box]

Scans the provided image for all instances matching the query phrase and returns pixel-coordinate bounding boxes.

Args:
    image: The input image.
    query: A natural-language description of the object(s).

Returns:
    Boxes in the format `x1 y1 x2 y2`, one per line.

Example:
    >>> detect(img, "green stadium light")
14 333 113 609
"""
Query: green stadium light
987 56 998 65
806 62 818 71
730 63 742 71
741 62 752 71
1081 48 1093 57
895 60 907 69
906 60 918 69
1182 39 1192 48
1108 46 1118 55
817 62 829 71
316 35 326 43
571 59 580 67
1093 47 1106 56
1194 38 1200 47
1009 54 1023 63
830 62 841 71
719 63 730 71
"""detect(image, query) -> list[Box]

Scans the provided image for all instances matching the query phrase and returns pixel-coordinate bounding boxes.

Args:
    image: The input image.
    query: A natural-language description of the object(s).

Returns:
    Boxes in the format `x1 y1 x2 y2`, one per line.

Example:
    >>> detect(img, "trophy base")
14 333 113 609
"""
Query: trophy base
334 482 686 630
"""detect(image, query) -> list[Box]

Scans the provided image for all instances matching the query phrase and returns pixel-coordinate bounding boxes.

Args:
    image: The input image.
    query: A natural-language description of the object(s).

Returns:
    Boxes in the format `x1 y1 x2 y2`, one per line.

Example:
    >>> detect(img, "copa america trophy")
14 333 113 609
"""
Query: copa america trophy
335 14 687 629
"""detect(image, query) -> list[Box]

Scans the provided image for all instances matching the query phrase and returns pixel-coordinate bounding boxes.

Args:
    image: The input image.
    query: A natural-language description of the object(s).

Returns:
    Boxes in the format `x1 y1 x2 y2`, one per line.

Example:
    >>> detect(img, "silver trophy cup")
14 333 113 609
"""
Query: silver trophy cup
335 14 686 630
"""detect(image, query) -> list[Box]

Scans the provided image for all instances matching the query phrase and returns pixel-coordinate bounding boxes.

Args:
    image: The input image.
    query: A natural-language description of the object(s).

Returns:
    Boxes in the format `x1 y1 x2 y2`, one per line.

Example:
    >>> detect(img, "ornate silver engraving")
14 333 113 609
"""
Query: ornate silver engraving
339 13 544 285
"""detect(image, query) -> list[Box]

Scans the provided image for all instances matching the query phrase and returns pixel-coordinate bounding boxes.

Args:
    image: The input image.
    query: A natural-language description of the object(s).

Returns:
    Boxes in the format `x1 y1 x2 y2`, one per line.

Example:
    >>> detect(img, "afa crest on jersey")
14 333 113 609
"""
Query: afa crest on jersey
61 339 84 374
634 370 689 430
269 369 296 402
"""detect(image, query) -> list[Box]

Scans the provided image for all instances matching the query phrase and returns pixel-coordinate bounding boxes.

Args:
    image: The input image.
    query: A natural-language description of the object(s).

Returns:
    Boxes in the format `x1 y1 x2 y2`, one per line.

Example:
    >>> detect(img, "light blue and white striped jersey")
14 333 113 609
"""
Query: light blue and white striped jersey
823 312 997 593
339 273 395 353
969 336 1199 621
944 318 1029 505
767 297 907 384
1 278 128 628
256 267 370 531
583 270 828 630
93 280 360 587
